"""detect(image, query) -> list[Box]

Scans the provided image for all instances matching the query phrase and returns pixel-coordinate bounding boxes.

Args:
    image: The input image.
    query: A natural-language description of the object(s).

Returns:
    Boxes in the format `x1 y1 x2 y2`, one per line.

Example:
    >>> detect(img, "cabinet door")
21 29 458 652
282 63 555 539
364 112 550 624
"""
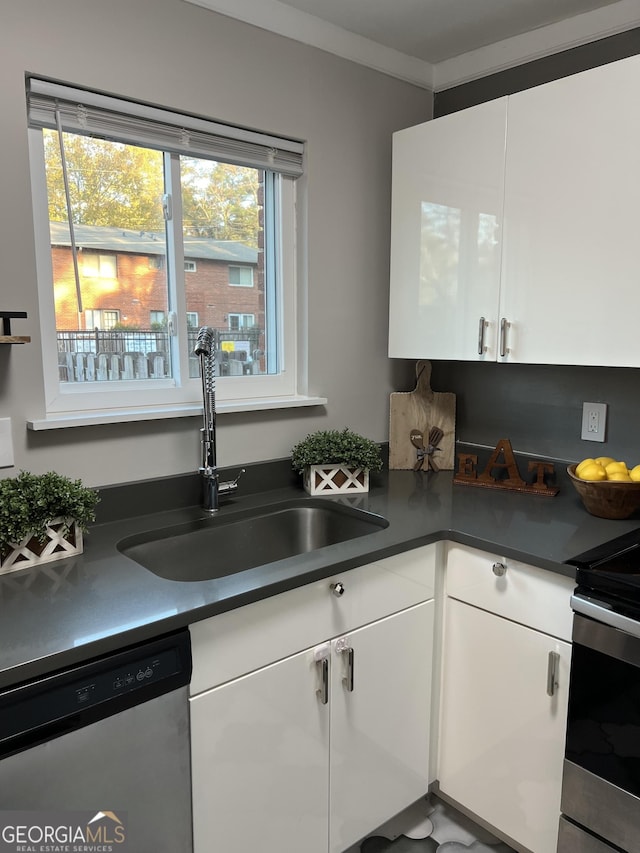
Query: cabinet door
389 99 507 361
190 647 329 853
329 601 434 853
501 54 640 366
438 598 571 853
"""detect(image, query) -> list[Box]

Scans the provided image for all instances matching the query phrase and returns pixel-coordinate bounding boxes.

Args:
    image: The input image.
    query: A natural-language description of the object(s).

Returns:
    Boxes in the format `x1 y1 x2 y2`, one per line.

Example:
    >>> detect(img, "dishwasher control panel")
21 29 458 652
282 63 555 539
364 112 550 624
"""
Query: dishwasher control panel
0 630 191 758
75 646 178 707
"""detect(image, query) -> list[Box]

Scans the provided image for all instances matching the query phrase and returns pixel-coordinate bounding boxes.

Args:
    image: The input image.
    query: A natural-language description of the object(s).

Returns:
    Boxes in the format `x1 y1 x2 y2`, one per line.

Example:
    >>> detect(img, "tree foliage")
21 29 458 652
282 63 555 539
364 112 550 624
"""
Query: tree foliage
44 131 165 231
44 131 260 246
181 158 259 246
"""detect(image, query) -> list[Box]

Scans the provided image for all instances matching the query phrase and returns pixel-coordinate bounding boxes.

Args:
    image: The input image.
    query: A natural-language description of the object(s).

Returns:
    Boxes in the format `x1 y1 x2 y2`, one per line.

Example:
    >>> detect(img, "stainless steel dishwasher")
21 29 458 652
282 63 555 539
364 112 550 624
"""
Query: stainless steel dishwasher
0 629 192 851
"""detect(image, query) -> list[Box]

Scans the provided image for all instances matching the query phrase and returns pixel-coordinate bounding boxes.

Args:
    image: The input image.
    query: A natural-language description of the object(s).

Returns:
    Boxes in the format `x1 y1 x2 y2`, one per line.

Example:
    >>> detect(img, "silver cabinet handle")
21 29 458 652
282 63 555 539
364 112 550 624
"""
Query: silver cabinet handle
316 657 329 704
547 651 560 696
499 317 508 358
330 582 345 597
336 637 354 693
492 561 507 577
477 316 486 355
341 647 354 692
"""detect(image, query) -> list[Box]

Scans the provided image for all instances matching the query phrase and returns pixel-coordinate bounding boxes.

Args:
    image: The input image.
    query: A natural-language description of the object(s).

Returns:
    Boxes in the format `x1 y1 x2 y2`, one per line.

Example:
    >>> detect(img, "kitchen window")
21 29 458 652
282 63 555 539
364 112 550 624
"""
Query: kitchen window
26 78 307 426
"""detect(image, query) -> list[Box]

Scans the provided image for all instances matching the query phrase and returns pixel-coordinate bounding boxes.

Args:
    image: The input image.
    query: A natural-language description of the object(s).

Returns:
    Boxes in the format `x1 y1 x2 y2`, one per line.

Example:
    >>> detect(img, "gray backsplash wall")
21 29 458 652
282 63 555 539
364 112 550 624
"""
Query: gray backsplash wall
429 361 640 465
427 27 640 468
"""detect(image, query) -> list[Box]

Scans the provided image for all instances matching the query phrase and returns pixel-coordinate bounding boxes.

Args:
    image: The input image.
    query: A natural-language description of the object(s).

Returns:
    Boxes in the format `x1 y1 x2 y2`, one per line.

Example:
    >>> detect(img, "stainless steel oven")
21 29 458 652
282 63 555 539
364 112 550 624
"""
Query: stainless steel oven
558 529 640 853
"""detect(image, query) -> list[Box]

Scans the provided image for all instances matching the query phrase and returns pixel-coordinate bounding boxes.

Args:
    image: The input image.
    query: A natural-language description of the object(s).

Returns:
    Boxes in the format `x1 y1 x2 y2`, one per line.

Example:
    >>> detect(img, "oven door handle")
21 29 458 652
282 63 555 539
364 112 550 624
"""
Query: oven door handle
572 594 640 639
572 595 640 667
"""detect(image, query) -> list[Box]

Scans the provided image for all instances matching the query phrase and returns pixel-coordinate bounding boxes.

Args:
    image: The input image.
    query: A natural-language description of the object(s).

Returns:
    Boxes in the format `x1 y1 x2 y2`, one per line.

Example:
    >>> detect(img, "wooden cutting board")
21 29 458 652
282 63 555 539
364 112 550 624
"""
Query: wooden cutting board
389 361 456 470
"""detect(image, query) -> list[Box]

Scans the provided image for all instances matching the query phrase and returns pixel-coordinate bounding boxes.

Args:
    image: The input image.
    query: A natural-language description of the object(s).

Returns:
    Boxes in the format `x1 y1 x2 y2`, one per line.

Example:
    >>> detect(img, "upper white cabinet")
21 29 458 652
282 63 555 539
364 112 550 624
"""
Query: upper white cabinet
389 54 640 366
501 55 640 366
389 98 507 361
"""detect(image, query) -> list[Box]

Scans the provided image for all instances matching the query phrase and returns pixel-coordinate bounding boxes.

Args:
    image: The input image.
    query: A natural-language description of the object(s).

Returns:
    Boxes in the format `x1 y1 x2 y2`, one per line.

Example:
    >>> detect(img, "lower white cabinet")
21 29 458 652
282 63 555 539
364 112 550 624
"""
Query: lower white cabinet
329 602 434 852
189 540 574 853
437 545 573 853
190 642 329 853
189 546 437 853
191 601 434 853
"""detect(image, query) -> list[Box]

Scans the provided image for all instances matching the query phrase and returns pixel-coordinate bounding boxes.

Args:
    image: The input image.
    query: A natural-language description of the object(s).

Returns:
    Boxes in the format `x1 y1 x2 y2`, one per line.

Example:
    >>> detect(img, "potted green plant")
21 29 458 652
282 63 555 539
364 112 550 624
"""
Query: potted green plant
0 471 99 574
291 428 383 495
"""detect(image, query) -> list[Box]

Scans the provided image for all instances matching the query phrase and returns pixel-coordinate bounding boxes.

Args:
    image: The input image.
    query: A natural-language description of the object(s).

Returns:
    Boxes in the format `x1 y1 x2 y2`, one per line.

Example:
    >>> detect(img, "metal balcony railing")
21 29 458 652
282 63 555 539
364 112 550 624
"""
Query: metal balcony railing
56 328 266 382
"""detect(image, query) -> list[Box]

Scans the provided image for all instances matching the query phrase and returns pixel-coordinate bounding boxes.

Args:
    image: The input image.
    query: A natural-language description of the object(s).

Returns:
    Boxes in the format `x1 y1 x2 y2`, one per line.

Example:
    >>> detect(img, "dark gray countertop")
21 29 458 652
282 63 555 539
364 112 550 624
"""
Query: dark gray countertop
1 464 638 690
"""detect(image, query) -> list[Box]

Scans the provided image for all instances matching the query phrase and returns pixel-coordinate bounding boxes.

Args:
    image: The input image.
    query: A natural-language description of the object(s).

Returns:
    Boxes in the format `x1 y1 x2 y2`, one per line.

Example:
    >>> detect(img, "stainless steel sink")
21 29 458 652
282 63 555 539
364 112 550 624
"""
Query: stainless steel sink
117 499 388 582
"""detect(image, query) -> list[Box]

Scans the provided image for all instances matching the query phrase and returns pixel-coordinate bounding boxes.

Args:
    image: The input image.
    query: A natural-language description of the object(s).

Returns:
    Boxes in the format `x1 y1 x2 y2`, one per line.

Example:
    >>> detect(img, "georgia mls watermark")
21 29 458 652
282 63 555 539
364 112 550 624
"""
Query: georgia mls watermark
0 811 127 853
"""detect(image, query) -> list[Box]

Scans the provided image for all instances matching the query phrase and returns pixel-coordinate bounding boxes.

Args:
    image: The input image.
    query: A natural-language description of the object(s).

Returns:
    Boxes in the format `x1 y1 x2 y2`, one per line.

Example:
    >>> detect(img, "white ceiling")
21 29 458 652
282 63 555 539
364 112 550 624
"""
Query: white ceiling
185 0 640 89
276 0 620 64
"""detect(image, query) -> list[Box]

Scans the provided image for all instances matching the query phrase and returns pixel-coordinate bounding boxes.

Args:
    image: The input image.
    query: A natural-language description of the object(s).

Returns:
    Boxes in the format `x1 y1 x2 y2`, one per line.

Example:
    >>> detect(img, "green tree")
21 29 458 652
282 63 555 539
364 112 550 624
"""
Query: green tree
44 130 165 230
181 158 259 246
44 132 260 246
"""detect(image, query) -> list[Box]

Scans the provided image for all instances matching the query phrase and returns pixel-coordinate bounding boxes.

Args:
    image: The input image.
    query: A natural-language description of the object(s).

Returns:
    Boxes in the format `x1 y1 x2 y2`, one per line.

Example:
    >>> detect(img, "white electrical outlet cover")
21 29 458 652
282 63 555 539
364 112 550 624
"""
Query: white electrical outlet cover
581 402 607 443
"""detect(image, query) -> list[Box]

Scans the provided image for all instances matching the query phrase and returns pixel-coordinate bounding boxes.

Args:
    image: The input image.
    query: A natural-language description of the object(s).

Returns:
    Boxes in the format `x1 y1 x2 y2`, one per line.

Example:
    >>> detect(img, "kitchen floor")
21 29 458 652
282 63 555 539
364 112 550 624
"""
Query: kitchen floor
346 796 516 853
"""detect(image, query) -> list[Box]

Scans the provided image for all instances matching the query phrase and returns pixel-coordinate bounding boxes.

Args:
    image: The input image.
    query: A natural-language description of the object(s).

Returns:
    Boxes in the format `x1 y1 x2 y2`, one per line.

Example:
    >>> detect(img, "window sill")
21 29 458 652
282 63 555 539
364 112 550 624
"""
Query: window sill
26 395 328 431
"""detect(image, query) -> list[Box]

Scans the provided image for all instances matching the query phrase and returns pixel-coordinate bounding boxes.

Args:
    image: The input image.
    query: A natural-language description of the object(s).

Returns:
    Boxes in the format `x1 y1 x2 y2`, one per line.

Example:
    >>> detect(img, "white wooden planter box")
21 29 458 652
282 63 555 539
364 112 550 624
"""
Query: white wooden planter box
0 517 83 576
303 465 369 496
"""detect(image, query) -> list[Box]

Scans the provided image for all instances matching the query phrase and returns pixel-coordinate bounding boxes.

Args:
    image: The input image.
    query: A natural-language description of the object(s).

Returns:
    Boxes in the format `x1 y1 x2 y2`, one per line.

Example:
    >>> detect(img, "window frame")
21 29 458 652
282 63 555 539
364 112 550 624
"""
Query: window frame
28 126 301 420
85 309 121 330
228 313 256 331
102 310 119 328
81 252 117 279
228 265 254 287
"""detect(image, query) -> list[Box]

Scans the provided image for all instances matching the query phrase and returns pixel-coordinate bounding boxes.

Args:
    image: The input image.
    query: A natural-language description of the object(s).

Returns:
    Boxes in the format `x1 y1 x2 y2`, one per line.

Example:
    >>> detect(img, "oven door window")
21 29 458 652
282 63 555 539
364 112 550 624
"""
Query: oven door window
566 640 640 796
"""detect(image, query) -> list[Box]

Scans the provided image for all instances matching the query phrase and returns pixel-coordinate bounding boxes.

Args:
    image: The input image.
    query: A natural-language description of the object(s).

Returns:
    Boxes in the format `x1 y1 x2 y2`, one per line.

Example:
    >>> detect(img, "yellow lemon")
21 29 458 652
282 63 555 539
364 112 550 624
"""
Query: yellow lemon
577 462 607 481
607 471 632 482
629 465 640 482
595 456 616 468
575 458 595 476
605 461 628 477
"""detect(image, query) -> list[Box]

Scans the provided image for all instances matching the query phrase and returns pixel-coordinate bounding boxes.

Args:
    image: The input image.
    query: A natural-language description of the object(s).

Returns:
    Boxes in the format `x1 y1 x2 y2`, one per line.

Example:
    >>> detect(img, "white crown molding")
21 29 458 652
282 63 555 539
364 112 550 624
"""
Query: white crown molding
434 0 640 91
184 0 640 94
184 0 434 89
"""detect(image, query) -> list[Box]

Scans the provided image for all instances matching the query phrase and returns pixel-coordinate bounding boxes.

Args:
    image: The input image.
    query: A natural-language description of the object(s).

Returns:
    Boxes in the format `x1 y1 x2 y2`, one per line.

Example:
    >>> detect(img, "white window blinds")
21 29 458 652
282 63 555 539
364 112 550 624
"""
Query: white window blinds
27 78 305 177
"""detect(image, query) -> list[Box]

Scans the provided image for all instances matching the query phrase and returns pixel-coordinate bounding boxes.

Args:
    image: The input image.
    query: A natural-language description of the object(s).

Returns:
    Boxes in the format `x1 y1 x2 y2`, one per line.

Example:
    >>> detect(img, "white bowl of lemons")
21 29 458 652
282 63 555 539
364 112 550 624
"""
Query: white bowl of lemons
568 457 640 519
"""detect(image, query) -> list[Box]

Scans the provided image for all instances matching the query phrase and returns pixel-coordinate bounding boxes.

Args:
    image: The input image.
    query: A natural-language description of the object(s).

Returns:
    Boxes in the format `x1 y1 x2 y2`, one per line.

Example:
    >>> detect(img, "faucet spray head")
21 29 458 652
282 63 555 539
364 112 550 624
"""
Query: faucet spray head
194 326 215 357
